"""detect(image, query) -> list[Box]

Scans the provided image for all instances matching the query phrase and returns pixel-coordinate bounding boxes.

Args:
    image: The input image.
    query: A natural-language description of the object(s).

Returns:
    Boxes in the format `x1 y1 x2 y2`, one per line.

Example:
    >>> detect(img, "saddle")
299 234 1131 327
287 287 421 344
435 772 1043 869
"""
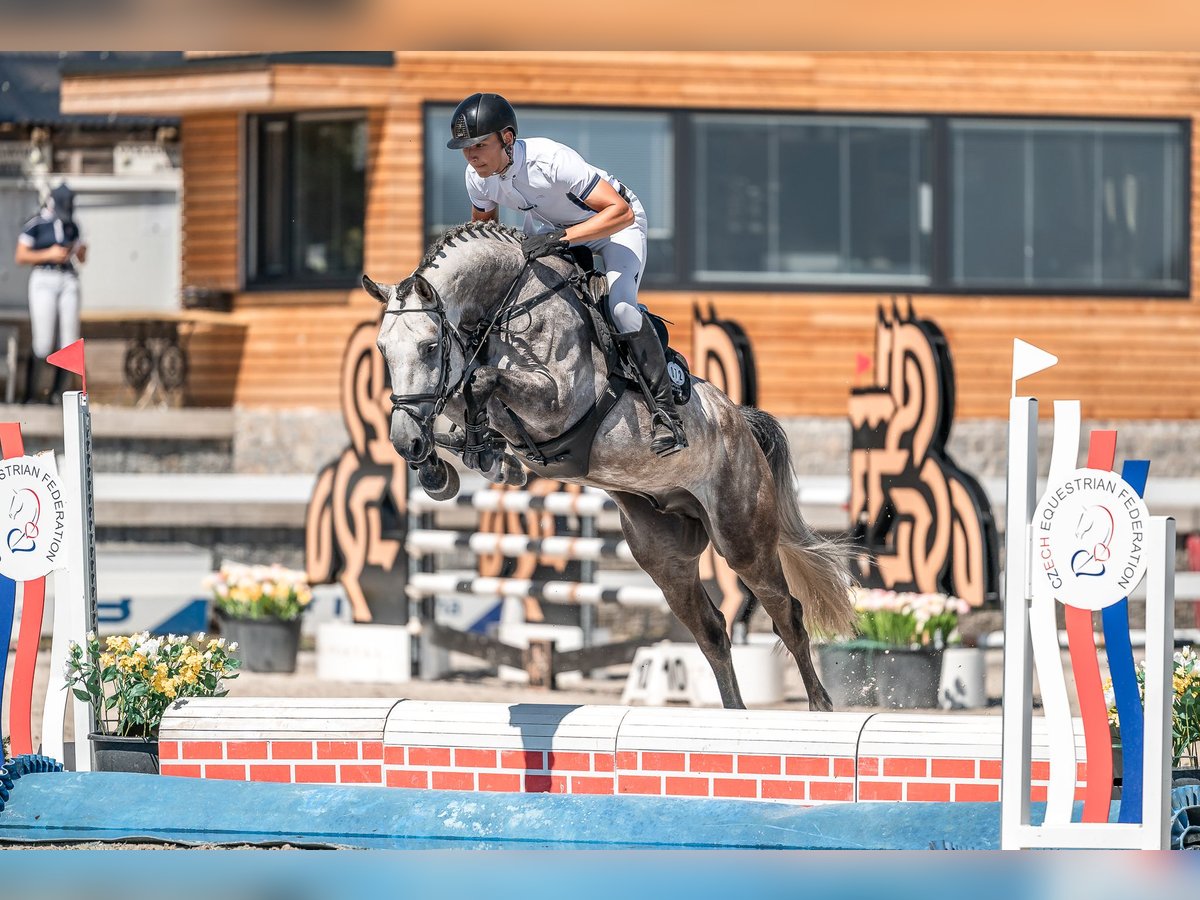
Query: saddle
565 246 692 406
462 247 694 480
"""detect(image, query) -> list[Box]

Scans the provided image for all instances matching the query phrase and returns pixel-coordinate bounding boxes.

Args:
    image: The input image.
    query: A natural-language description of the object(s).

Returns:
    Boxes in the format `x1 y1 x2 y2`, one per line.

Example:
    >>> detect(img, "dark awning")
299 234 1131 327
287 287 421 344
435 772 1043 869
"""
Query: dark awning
0 52 183 126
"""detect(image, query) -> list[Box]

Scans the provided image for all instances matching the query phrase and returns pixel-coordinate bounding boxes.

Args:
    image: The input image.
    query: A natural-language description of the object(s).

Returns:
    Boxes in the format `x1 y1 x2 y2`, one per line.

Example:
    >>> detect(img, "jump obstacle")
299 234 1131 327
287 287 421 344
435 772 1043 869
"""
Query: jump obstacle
0 340 1195 850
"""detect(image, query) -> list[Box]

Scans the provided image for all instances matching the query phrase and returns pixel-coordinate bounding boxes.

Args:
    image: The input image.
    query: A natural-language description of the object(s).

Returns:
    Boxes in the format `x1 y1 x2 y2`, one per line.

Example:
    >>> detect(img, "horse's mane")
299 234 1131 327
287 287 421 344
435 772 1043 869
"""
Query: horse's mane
419 220 524 270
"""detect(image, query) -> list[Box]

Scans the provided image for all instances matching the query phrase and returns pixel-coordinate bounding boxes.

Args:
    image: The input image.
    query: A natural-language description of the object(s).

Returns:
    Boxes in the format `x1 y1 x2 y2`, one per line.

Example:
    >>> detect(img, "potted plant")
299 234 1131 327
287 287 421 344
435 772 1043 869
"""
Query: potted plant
206 562 314 673
1108 645 1200 785
818 589 969 709
64 631 241 773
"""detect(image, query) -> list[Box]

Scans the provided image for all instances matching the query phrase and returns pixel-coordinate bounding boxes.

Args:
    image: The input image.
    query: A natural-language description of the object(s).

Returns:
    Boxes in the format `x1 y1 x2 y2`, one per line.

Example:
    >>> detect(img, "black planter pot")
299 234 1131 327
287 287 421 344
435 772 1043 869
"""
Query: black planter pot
218 613 302 673
90 733 160 774
874 647 944 709
817 643 878 708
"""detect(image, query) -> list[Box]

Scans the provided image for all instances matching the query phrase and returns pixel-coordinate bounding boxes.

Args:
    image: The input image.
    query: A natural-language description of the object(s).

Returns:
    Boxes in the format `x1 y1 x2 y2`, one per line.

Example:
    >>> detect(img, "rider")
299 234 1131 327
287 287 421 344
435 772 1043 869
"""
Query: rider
446 92 687 458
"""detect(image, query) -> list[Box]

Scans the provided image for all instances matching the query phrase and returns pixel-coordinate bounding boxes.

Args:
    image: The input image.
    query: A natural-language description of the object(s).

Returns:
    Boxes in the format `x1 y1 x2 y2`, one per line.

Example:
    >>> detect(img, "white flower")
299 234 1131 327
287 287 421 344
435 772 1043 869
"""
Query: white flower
228 641 239 651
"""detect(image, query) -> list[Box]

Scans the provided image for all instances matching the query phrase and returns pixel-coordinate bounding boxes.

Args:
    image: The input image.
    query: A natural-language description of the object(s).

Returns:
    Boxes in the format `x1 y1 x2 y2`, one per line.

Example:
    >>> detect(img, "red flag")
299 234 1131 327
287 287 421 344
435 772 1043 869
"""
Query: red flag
47 338 86 395
854 352 872 376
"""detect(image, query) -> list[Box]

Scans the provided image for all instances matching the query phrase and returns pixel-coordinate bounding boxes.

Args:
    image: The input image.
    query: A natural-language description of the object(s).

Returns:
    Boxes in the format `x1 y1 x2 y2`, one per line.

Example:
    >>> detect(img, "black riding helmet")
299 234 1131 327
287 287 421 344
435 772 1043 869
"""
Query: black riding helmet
446 93 518 150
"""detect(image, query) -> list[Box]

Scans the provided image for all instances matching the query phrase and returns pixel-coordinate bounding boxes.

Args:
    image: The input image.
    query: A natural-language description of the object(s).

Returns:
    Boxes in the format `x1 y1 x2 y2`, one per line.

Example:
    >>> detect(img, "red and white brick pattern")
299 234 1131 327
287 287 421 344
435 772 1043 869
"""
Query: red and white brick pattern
381 701 625 794
159 699 1091 807
159 697 398 786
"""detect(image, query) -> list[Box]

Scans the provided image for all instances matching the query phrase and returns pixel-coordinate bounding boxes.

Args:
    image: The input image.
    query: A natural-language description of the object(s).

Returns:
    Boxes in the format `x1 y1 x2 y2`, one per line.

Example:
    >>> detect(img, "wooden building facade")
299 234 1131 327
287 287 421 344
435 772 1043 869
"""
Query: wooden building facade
58 52 1200 420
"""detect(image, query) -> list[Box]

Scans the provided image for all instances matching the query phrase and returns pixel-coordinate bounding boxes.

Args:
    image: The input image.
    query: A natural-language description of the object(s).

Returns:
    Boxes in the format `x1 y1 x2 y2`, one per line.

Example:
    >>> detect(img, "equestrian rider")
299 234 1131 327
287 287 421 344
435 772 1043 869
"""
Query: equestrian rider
447 92 687 458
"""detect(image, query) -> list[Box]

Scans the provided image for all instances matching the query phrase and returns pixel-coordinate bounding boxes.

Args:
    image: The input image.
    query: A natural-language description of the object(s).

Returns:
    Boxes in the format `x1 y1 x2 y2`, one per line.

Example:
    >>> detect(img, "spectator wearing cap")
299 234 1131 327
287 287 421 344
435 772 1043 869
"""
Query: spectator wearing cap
13 183 86 404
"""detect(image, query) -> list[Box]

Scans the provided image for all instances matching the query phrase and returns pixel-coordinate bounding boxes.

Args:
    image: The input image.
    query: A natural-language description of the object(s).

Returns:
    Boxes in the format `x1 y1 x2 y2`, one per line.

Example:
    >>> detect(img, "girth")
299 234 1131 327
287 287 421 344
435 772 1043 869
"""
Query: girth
492 270 626 478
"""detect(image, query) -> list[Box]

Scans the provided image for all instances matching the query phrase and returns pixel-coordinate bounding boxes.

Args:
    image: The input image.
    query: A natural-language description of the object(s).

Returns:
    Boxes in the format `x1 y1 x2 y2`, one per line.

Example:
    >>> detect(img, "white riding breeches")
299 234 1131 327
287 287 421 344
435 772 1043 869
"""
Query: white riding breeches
28 268 80 359
585 191 648 334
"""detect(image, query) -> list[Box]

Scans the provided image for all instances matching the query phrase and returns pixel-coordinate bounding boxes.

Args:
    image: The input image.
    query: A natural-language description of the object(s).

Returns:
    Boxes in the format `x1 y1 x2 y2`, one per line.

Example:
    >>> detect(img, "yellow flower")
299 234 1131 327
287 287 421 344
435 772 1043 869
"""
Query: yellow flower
99 652 115 668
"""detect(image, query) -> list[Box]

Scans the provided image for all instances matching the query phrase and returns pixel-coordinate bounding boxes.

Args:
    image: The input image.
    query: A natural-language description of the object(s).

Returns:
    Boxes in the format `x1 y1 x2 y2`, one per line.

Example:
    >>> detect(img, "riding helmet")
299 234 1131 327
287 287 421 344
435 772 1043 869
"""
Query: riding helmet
446 93 518 150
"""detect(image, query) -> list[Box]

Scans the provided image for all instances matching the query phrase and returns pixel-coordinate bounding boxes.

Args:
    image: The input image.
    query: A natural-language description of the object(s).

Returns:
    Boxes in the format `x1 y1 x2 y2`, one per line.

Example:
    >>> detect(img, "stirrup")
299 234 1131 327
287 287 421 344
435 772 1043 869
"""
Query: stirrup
651 413 688 457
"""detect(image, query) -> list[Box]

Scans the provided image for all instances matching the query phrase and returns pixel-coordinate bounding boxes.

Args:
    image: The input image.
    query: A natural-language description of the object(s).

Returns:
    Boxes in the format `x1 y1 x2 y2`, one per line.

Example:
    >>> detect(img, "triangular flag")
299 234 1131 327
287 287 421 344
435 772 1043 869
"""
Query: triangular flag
47 339 86 396
854 352 872 376
1011 338 1057 396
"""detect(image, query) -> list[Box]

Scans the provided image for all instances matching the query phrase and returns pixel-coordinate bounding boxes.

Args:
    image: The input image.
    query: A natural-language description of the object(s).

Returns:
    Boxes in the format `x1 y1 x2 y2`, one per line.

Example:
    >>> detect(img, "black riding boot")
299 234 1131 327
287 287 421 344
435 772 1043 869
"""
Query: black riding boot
21 355 43 405
621 316 688 457
48 364 67 405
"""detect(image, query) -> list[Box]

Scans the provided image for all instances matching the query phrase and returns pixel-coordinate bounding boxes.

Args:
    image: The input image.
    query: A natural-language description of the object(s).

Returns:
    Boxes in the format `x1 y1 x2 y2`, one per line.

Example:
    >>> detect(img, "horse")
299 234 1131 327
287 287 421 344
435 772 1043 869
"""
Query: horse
368 220 855 710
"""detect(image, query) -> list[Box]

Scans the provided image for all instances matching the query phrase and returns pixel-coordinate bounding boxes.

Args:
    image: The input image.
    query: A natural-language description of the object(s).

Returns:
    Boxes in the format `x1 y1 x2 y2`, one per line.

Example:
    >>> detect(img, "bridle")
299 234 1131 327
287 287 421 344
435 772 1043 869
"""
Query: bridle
381 256 583 467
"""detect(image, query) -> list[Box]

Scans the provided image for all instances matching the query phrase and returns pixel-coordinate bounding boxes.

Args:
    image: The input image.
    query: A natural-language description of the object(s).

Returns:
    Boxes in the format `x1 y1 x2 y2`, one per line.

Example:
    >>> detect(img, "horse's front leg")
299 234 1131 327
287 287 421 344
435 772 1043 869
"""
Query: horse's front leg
462 366 527 486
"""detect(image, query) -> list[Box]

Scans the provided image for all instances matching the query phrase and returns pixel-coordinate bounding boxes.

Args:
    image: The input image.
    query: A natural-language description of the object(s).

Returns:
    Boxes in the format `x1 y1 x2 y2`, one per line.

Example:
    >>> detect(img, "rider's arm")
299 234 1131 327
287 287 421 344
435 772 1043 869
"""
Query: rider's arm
472 206 498 223
562 179 633 245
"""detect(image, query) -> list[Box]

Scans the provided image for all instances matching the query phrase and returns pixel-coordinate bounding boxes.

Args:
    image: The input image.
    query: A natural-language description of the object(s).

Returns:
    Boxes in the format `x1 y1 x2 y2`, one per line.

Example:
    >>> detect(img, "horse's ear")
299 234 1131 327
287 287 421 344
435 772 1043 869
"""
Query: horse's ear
412 277 435 304
361 274 389 304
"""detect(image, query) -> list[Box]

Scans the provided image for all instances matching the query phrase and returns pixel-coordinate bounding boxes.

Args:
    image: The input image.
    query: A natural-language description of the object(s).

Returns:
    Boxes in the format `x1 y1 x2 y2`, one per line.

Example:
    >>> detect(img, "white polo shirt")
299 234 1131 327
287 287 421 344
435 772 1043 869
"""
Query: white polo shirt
465 138 625 236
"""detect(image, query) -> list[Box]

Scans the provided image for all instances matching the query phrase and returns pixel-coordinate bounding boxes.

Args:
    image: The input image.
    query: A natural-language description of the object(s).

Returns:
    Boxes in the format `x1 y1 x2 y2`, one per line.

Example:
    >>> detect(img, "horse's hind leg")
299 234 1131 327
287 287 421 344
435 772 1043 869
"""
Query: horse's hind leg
706 488 833 711
737 555 833 711
610 491 745 710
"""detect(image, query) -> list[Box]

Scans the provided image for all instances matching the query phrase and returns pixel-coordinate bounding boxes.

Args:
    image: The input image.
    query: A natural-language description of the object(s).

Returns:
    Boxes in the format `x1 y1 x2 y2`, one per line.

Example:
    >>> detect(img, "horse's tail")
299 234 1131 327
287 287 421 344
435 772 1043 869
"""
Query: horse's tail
740 406 857 637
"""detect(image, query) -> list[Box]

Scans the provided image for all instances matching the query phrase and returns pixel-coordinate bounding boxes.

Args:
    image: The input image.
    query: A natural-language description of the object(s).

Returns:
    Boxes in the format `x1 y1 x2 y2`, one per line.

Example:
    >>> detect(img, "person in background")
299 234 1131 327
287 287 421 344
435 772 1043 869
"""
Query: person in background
13 183 85 404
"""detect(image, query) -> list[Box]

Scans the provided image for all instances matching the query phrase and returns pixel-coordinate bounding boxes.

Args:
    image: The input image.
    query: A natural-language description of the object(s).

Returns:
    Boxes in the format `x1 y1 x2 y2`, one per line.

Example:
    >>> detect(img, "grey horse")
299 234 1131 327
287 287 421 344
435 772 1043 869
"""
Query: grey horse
368 221 855 710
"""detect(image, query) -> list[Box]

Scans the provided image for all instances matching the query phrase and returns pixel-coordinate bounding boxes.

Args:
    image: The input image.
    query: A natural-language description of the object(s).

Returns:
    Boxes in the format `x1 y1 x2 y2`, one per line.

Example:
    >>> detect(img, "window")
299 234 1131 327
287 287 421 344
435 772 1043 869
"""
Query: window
247 112 366 288
421 105 1187 296
424 105 675 282
692 115 932 285
950 119 1186 292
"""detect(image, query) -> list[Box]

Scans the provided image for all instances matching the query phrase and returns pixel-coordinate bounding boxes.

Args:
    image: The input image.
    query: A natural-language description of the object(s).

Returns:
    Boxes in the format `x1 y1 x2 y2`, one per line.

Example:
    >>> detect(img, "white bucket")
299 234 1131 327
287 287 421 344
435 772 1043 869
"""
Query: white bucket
938 646 988 709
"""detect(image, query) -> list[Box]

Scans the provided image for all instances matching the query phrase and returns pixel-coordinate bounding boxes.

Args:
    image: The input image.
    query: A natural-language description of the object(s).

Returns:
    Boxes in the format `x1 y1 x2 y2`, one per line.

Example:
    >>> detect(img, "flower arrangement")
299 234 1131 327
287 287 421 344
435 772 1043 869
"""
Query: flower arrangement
64 631 241 738
205 562 313 621
1106 645 1200 768
848 588 970 649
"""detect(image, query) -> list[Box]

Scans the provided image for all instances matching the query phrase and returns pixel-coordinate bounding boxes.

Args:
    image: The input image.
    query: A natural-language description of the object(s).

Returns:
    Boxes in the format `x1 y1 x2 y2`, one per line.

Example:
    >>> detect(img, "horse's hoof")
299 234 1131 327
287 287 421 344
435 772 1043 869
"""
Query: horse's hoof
418 459 460 501
500 454 528 487
808 685 834 712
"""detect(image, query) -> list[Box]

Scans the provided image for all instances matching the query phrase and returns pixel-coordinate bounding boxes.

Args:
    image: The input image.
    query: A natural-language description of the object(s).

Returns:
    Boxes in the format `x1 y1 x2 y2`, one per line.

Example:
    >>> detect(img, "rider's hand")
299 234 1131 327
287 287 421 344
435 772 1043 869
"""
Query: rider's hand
522 229 568 261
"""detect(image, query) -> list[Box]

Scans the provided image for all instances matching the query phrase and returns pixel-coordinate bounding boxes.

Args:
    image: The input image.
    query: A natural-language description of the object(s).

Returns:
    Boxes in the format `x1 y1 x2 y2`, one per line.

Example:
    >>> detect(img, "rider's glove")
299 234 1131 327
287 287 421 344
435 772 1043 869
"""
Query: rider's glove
522 228 569 261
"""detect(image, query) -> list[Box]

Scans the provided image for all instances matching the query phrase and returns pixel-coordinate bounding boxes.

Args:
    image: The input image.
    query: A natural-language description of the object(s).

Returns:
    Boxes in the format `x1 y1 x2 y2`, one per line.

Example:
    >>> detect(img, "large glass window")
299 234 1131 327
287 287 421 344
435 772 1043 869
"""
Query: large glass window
425 105 675 281
247 112 367 288
693 115 932 285
950 119 1186 292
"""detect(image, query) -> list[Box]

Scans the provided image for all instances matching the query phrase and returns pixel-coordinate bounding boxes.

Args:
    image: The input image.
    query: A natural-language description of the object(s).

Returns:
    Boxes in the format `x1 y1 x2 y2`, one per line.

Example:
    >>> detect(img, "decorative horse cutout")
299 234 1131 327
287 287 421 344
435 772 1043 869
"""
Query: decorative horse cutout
369 221 855 709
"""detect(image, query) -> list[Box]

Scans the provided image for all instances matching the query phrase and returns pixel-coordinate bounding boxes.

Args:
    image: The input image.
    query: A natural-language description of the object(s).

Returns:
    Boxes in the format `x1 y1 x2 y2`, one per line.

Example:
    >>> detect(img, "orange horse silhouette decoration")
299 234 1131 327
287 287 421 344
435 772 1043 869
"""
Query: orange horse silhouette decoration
849 300 999 607
306 322 408 623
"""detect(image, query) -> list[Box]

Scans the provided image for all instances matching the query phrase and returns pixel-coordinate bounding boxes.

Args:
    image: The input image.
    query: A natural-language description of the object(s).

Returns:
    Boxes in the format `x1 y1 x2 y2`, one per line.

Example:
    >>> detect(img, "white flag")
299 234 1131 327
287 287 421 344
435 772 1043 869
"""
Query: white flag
1011 338 1058 395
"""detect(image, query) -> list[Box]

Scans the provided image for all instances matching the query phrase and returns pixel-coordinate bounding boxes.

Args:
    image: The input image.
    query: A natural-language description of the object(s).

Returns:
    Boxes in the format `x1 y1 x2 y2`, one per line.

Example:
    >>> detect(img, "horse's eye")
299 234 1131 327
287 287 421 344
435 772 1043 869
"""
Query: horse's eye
417 339 438 357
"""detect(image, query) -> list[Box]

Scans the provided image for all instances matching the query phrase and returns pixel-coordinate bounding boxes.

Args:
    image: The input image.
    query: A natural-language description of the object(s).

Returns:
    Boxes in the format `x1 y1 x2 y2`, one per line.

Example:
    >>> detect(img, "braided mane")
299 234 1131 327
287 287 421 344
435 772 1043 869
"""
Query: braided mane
419 220 524 270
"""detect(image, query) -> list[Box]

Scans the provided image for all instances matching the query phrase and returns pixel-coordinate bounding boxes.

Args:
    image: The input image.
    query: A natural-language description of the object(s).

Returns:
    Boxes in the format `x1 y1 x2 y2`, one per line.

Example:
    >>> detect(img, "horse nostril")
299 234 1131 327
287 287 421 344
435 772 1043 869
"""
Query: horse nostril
409 437 425 459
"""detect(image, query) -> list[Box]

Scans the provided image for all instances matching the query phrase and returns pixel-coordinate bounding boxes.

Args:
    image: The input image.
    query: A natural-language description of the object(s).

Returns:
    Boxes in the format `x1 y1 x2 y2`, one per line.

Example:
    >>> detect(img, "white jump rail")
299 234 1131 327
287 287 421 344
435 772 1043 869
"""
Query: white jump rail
406 572 664 606
407 529 634 562
408 487 618 516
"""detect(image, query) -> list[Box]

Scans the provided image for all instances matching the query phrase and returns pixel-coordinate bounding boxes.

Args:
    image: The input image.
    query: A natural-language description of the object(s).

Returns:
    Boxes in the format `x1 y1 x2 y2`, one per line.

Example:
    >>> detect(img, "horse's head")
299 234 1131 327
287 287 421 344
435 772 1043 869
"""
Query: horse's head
367 273 463 467
369 221 528 468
